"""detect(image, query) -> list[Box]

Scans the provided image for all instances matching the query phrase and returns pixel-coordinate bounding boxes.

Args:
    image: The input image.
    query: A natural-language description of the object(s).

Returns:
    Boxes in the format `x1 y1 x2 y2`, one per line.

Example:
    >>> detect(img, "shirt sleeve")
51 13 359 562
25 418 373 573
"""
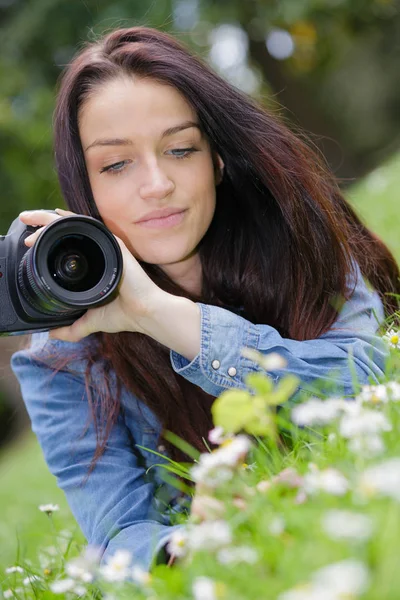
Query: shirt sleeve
10 337 183 572
170 263 388 398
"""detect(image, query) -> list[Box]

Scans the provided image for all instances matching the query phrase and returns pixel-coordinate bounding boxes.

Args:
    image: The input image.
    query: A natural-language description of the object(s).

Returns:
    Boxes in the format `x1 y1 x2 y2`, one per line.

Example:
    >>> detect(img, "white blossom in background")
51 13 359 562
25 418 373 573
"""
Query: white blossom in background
265 29 295 60
241 348 287 371
278 585 328 600
357 383 389 404
131 565 152 586
348 434 385 457
189 520 232 552
193 576 218 600
279 559 369 600
359 457 400 501
208 426 231 445
386 381 400 400
73 584 87 597
98 550 132 583
50 578 76 594
217 545 258 565
339 409 391 439
5 566 24 574
22 575 40 586
291 397 347 427
191 460 234 489
321 510 374 542
191 494 226 521
312 559 370 596
383 328 400 349
38 504 59 515
167 529 190 558
268 515 285 536
3 591 13 599
272 467 304 489
191 435 252 487
65 545 101 583
303 464 349 496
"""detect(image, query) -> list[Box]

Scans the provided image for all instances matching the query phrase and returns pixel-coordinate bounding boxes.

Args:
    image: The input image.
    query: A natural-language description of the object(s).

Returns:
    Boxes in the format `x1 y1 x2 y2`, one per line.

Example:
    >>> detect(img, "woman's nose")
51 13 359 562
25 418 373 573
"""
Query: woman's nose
138 163 175 200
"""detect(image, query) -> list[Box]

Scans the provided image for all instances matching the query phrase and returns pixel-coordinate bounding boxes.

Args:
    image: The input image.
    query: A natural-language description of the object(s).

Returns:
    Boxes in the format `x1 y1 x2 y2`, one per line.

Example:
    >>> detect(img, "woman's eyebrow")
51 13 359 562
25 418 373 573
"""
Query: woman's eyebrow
85 121 201 152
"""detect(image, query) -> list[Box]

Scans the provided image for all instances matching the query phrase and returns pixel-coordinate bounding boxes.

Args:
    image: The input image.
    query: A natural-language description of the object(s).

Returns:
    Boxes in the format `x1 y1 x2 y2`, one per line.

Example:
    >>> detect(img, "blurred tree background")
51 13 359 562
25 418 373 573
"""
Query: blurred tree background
0 0 399 446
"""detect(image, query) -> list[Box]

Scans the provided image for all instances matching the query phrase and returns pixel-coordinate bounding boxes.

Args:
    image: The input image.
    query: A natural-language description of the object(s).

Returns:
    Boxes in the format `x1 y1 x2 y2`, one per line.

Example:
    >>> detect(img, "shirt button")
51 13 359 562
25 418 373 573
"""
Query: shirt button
157 444 166 452
228 366 237 377
211 359 221 370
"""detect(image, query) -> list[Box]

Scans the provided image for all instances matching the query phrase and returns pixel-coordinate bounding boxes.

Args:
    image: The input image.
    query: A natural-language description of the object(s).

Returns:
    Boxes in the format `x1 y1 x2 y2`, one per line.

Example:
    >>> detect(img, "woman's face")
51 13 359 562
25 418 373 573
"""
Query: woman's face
78 76 223 285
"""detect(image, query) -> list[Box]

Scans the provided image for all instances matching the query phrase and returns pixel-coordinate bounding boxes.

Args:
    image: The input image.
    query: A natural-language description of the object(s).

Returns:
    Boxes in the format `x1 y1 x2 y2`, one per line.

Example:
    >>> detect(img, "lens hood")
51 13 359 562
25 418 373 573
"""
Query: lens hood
18 215 123 315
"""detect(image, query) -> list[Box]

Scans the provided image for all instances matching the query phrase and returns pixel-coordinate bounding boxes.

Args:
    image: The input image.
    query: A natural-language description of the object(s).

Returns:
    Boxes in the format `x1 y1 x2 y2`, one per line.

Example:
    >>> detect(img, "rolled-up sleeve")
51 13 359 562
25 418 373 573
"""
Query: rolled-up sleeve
170 264 388 398
11 340 182 571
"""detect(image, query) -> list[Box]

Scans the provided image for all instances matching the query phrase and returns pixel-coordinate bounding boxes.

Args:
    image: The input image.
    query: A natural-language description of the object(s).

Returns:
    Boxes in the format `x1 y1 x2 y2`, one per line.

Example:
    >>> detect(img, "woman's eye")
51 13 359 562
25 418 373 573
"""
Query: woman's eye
168 147 196 159
100 160 129 175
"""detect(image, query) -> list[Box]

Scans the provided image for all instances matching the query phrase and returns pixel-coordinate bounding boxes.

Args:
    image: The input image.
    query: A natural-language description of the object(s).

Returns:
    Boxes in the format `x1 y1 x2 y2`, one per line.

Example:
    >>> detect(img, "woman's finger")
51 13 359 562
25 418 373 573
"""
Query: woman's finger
24 226 46 246
19 208 77 246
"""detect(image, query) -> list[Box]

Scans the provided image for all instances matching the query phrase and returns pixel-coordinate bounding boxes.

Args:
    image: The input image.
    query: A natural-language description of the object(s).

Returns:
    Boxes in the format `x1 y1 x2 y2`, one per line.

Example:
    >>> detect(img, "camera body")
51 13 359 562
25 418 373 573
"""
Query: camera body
0 210 123 336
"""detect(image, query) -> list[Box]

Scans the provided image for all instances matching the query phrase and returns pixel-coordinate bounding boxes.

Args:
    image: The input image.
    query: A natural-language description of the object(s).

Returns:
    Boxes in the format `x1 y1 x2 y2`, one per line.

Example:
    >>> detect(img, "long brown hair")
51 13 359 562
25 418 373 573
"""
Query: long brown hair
27 26 399 475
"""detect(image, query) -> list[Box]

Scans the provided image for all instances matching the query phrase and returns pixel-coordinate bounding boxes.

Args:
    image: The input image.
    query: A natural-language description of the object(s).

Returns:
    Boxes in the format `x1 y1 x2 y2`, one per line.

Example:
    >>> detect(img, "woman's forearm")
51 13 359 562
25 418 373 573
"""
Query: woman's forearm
137 292 201 361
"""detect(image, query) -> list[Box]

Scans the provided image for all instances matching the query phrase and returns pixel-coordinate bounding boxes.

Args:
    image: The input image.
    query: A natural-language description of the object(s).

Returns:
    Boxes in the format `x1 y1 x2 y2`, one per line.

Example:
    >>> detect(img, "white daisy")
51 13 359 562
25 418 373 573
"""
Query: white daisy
241 348 287 370
217 545 258 565
22 575 40 586
5 567 24 574
321 510 373 542
166 529 190 558
359 457 400 501
98 550 132 583
192 577 218 600
312 559 370 596
339 409 391 438
383 328 400 349
189 520 232 552
38 504 60 515
291 396 352 427
357 384 389 404
50 578 76 594
303 464 349 496
348 434 385 457
131 565 152 586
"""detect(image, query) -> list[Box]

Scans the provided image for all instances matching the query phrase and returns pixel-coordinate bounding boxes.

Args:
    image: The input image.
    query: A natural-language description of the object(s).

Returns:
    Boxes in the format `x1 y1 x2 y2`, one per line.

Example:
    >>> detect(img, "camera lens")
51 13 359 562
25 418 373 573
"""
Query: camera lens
58 253 87 280
48 235 104 292
18 216 123 315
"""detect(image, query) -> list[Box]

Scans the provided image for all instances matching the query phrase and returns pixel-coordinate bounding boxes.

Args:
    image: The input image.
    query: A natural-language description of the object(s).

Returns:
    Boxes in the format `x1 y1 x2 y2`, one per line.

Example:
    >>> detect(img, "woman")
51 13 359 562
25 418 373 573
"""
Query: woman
11 26 399 571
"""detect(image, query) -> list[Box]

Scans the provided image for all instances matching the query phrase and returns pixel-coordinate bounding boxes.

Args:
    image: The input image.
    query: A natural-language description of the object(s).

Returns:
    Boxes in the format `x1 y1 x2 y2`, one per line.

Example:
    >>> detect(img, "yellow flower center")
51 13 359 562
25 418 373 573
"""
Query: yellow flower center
391 334 399 344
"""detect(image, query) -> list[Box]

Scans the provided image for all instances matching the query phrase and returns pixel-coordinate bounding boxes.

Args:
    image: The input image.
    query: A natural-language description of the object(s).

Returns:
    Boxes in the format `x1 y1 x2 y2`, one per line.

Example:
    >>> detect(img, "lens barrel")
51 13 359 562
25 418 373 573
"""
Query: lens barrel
18 216 123 315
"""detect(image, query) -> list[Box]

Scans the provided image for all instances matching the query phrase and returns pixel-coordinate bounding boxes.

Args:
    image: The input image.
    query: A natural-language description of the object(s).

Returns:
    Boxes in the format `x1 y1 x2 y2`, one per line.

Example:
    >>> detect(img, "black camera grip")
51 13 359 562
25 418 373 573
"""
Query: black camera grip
0 258 18 327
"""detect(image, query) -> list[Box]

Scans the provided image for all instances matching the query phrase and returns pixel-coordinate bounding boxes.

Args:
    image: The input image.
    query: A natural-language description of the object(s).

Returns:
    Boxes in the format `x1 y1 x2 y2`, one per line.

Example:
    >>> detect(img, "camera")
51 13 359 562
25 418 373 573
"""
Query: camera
0 210 123 336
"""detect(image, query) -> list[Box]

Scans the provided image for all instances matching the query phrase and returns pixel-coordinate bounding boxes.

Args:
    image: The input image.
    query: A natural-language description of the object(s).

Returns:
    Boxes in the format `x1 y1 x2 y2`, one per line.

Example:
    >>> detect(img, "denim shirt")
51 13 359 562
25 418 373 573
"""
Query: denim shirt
10 262 388 571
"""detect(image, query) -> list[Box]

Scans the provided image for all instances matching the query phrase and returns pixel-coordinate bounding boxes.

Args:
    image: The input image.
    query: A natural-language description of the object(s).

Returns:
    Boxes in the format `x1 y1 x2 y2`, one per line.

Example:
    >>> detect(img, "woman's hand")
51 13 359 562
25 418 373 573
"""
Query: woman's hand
19 208 169 342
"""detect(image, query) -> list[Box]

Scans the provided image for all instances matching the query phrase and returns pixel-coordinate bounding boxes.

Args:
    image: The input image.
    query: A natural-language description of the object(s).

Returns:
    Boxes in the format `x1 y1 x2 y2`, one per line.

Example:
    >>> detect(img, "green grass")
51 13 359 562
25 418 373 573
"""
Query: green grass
348 152 400 262
0 152 400 598
0 432 83 569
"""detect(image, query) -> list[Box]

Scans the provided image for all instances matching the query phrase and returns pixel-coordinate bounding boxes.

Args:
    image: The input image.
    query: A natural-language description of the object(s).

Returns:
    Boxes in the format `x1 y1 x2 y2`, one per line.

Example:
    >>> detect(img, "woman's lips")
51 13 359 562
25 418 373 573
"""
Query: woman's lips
136 210 187 229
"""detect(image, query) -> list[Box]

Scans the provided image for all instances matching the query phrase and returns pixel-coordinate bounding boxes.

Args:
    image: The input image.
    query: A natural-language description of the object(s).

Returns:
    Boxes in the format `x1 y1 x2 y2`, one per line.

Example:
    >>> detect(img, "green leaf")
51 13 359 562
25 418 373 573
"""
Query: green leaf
163 430 201 460
268 375 300 406
245 372 275 396
212 389 255 433
244 412 275 437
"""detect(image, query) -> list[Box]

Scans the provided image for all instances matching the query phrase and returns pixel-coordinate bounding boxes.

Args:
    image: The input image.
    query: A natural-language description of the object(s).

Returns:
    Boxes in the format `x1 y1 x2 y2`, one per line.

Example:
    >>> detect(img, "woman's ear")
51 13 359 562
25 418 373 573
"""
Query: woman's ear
215 154 225 185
